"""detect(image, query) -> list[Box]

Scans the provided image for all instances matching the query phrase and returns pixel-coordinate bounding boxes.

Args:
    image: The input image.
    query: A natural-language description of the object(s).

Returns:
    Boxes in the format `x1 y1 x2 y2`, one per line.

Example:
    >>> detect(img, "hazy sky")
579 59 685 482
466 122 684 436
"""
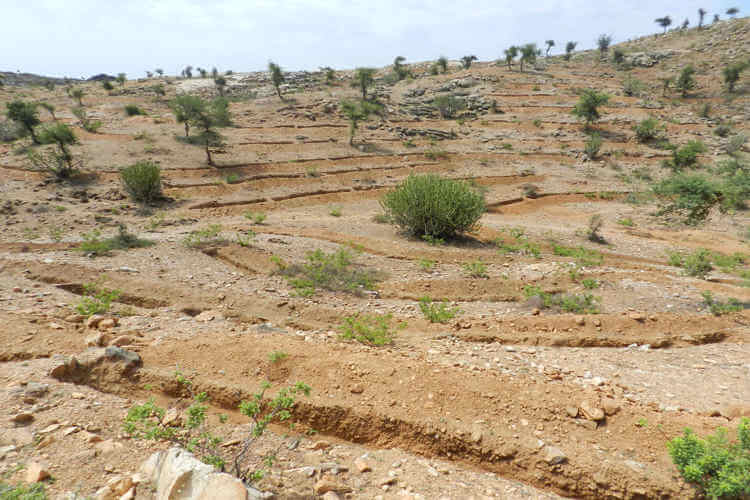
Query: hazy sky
4 0 746 78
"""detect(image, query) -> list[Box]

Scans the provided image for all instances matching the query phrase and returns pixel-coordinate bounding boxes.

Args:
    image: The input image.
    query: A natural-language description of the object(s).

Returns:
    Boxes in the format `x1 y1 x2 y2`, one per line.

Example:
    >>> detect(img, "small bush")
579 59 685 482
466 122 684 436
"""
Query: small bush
668 249 713 278
339 313 403 346
244 211 266 224
273 247 380 297
79 225 154 256
622 76 644 97
183 224 225 248
75 281 122 316
664 140 707 171
124 104 145 116
433 95 465 119
463 259 488 278
329 206 342 217
552 244 603 267
524 286 601 313
584 133 603 158
587 214 605 243
0 482 47 499
380 174 486 240
715 124 732 138
634 118 665 143
120 161 162 203
419 296 460 323
702 291 742 316
667 418 750 499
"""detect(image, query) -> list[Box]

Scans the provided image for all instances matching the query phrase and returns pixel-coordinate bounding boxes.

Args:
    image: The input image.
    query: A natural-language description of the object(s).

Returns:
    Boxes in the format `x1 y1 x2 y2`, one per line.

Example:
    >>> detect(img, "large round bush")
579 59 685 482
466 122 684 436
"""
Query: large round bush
380 174 486 239
120 160 162 203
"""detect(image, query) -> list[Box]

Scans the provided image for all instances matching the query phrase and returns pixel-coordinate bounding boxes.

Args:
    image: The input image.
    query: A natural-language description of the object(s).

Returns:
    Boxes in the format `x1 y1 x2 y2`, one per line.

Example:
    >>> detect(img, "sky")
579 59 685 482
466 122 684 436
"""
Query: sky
3 0 747 78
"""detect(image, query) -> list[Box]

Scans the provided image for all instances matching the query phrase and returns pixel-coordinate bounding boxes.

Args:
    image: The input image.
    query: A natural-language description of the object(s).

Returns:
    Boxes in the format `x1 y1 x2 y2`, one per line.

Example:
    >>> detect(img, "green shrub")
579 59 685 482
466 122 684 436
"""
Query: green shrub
524 286 601 313
584 133 603 158
669 140 707 170
273 247 379 297
667 418 750 499
634 118 665 143
571 89 610 126
675 65 696 97
244 211 266 224
668 249 713 278
702 291 743 316
463 259 488 278
418 259 435 272
183 225 225 248
380 174 486 240
72 107 102 133
582 278 599 289
715 124 732 138
124 104 145 116
339 313 403 346
419 296 460 323
433 95 465 119
75 282 122 316
120 161 162 203
0 482 47 499
622 76 644 97
79 225 154 256
5 100 41 143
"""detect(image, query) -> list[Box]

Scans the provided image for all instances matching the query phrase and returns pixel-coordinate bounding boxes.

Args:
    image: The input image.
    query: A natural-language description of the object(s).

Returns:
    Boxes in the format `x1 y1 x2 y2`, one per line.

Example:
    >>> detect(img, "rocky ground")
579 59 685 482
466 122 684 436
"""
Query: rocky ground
1 17 750 500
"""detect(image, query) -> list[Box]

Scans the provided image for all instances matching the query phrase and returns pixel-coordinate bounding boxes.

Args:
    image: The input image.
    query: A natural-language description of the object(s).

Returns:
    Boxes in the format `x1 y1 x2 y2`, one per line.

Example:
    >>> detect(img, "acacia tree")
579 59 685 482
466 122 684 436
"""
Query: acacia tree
597 34 612 56
727 7 739 17
461 55 478 69
675 65 696 97
352 67 376 100
723 63 746 92
268 61 285 99
340 100 381 145
30 123 78 178
70 88 85 106
564 41 578 61
182 66 193 78
6 100 41 144
713 14 720 23
39 102 57 121
571 89 610 128
698 8 706 28
192 104 226 166
393 56 408 80
655 16 672 34
169 95 205 137
519 44 537 72
155 68 164 77
504 46 518 69
545 40 555 57
116 73 127 86
214 76 227 97
437 56 448 74
681 19 689 30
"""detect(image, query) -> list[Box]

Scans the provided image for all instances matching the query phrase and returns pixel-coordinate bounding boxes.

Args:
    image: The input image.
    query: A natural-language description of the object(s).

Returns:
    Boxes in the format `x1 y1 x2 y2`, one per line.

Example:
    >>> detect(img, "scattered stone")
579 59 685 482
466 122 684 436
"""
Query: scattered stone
110 335 134 347
350 384 364 394
628 312 646 322
543 446 567 465
565 407 578 418
311 440 331 450
354 457 372 473
163 408 182 427
98 318 118 330
86 332 111 347
602 399 621 416
10 412 34 425
24 461 50 483
580 401 605 422
314 478 351 495
87 315 106 329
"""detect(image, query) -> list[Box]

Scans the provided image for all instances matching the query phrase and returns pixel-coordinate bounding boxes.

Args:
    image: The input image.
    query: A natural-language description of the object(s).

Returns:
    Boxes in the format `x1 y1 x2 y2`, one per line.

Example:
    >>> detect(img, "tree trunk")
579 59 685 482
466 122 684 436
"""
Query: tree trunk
29 127 39 144
185 122 189 137
276 86 283 100
205 144 213 166
362 85 367 101
349 122 356 146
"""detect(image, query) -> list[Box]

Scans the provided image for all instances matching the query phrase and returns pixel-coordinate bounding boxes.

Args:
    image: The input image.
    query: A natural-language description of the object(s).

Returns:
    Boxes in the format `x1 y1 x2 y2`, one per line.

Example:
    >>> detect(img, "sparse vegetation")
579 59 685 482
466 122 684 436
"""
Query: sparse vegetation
339 313 403 346
419 296 460 323
572 90 610 127
183 224 225 248
340 99 381 145
524 286 601 313
584 133 603 158
75 281 122 316
273 247 379 297
634 117 665 143
463 259 488 278
380 174 486 240
352 67 376 100
124 104 145 116
701 291 743 316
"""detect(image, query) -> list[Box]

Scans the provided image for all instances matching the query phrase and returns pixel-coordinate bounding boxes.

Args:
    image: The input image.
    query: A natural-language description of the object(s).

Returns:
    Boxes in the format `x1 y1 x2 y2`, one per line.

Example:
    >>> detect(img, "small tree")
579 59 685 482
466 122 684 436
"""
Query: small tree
340 99 381 145
597 34 612 56
393 56 408 80
5 100 41 144
169 95 205 137
723 63 747 92
698 8 706 28
460 55 477 69
675 65 696 97
155 68 164 77
192 100 229 166
571 89 610 128
102 80 114 91
214 76 227 97
727 7 739 17
182 65 193 79
713 14 720 23
352 67 376 100
197 67 207 78
564 41 577 61
681 18 689 30
504 46 518 69
655 16 672 34
519 44 537 72
146 71 153 78
320 66 336 85
268 61 285 99
211 67 218 79
70 88 85 106
116 73 127 86
433 95 465 118
120 160 162 203
437 56 448 74
545 40 555 57
31 123 78 177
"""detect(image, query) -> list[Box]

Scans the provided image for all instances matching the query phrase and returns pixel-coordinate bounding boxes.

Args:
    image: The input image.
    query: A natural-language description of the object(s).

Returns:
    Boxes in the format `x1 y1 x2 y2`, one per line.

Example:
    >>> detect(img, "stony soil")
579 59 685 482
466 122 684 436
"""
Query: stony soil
1 18 749 500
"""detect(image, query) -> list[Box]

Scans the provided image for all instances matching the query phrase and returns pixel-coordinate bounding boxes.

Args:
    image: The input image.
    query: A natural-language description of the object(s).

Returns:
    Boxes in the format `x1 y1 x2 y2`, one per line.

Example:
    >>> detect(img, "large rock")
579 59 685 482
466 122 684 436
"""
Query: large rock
140 447 266 500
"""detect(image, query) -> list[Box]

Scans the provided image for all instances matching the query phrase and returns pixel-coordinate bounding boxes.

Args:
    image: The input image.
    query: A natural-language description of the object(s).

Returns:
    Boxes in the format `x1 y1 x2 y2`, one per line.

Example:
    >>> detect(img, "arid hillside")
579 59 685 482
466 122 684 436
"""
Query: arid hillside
1 17 749 500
